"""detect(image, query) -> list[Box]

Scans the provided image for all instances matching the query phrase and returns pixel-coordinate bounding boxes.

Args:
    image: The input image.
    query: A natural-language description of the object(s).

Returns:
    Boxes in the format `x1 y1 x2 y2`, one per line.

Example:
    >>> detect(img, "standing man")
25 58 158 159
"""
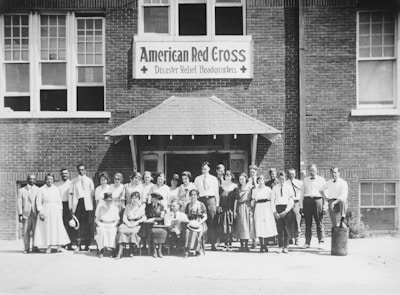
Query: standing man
319 167 348 228
56 168 74 250
286 168 303 245
248 165 259 189
17 174 40 253
265 168 279 189
216 164 225 186
70 164 95 251
194 161 220 251
300 164 327 249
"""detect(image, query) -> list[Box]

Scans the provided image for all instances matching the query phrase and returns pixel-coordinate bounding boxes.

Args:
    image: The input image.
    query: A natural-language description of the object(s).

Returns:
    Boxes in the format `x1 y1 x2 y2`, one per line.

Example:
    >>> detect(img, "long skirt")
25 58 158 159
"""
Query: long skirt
235 202 252 239
220 209 234 235
151 227 168 244
185 229 204 252
34 203 70 248
117 224 141 246
254 201 278 238
95 223 117 249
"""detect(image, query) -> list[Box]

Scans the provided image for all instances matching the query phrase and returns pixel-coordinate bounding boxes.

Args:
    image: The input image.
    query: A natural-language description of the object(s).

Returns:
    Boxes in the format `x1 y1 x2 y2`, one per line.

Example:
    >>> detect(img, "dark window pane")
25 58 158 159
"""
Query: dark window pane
179 4 206 36
77 86 104 111
144 7 169 34
4 96 30 111
361 208 395 230
40 90 67 111
215 7 243 35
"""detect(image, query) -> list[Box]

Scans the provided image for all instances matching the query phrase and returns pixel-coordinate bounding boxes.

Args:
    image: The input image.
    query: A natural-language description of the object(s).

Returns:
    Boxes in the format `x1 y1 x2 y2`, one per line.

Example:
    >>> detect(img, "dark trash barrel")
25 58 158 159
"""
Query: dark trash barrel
331 226 348 256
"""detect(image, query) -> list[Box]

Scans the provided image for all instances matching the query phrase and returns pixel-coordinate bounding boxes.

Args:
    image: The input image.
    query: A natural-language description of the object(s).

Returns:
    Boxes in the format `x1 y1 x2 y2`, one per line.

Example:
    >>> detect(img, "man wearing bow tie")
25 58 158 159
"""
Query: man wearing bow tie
17 174 40 253
300 164 327 249
319 167 348 228
285 168 303 245
70 164 95 251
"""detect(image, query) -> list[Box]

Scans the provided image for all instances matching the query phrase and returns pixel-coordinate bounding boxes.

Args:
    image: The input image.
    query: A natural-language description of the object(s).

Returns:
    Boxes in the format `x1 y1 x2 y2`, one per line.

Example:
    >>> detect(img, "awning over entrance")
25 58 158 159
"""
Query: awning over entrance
105 96 282 141
104 96 282 169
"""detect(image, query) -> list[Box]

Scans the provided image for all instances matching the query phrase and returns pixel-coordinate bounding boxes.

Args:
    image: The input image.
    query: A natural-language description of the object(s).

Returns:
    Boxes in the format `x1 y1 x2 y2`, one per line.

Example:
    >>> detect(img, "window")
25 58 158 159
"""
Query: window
76 18 105 111
0 13 107 116
360 182 398 230
138 0 245 38
357 11 397 109
3 15 30 111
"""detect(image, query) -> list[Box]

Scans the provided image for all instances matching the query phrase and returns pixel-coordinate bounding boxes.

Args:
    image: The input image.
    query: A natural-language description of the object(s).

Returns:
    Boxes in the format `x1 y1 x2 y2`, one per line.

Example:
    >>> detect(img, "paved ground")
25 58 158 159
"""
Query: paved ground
0 236 399 295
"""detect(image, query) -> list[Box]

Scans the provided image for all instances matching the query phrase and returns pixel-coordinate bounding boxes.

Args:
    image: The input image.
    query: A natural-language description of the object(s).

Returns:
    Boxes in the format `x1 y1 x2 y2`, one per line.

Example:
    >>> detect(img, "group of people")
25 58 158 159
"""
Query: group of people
18 161 348 258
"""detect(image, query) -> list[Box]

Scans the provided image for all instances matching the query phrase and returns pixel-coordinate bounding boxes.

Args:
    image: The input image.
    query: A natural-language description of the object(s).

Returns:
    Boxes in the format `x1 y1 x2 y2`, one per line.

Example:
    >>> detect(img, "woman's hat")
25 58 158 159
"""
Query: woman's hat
150 192 163 200
171 174 180 181
187 220 201 232
104 192 112 200
68 215 80 230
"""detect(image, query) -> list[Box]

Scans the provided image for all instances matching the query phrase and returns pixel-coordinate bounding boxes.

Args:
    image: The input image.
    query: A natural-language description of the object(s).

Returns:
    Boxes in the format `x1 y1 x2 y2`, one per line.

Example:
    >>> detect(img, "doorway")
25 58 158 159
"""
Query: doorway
166 153 230 183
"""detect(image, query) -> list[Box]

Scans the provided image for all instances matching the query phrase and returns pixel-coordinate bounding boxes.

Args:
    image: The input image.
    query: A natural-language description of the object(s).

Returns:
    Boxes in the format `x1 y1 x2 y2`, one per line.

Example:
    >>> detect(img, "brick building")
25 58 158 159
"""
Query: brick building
0 0 399 239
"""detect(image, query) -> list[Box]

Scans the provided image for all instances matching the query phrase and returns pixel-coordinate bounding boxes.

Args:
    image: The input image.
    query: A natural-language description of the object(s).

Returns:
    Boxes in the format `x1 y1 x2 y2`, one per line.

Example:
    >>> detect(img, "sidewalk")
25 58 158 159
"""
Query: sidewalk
0 237 399 295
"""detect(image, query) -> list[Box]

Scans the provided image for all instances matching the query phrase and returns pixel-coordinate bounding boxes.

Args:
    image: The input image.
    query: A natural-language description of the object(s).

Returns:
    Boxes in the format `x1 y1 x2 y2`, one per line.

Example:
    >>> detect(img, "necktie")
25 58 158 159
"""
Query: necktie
203 175 209 191
81 177 85 191
280 185 283 197
291 180 297 198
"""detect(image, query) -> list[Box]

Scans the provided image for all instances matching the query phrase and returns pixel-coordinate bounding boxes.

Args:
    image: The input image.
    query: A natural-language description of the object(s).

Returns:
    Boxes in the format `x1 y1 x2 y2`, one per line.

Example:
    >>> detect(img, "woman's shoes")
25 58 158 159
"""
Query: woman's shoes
46 247 51 254
157 247 163 258
222 245 228 251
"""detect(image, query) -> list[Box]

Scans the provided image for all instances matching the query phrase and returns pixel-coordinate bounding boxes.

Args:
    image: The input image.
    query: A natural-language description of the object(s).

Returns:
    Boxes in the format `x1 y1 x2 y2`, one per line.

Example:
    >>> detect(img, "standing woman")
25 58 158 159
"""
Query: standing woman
184 189 207 258
252 175 277 253
110 173 125 213
234 173 252 252
95 172 110 207
94 192 120 258
124 172 143 205
35 174 70 253
142 171 154 204
247 165 258 249
116 191 146 259
218 171 237 251
149 173 170 210
176 171 196 211
169 174 180 203
145 193 167 258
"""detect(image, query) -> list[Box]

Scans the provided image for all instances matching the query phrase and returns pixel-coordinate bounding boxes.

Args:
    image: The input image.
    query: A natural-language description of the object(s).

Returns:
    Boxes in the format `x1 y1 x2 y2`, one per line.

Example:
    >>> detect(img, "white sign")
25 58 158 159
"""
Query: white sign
133 41 253 79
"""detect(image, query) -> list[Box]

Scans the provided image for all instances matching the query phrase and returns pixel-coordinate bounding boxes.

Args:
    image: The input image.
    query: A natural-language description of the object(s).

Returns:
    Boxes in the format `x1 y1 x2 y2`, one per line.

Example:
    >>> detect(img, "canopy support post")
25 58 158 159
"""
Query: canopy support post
251 134 258 166
129 135 138 172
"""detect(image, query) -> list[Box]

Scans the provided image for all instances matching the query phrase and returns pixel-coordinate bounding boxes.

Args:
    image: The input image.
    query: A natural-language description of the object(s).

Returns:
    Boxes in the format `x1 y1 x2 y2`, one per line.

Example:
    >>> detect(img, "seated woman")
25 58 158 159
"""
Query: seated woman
164 200 188 253
184 189 208 258
116 191 146 259
95 192 120 258
145 192 167 258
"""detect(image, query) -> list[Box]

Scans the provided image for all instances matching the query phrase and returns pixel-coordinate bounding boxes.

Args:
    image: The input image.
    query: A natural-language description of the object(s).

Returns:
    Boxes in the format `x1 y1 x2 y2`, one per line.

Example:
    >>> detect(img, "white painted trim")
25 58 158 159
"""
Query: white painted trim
0 111 111 119
351 108 400 116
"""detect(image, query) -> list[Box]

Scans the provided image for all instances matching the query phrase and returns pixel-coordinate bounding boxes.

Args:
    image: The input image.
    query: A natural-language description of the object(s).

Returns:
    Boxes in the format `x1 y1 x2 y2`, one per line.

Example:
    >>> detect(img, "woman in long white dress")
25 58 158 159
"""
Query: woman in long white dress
124 171 144 204
110 172 125 213
95 192 120 257
34 173 70 253
252 175 277 253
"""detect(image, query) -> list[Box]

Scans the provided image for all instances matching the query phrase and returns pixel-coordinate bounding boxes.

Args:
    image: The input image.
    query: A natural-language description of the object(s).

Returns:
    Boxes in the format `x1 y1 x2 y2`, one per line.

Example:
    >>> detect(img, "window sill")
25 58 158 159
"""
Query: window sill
0 111 111 119
351 109 400 116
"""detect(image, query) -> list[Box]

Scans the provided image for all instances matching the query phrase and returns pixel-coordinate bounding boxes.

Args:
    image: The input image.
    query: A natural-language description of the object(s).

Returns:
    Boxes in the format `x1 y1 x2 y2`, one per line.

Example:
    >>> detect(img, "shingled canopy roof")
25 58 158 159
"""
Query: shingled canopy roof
105 96 282 142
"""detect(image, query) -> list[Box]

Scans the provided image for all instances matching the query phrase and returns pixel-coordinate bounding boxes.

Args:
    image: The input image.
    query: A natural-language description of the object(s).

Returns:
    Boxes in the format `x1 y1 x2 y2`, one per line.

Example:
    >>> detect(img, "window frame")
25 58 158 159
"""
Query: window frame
356 10 399 111
359 180 399 231
0 12 110 119
137 0 247 41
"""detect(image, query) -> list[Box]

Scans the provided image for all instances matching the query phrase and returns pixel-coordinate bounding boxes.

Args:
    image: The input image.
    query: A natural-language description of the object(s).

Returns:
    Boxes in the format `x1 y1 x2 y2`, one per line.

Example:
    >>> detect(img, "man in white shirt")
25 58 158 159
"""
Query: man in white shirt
194 161 220 251
319 167 348 228
272 171 294 253
300 164 327 249
285 168 303 245
17 174 40 253
70 164 95 251
56 168 74 250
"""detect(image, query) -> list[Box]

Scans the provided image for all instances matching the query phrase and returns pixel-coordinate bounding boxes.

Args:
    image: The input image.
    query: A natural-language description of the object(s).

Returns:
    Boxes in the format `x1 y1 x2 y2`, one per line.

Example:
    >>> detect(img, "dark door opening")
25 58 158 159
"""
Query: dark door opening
166 153 230 183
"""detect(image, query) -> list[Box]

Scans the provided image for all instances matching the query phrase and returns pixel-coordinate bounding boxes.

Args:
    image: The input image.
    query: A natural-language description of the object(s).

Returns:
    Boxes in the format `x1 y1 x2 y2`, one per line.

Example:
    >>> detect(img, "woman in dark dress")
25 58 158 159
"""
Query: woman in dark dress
184 189 207 258
218 170 237 251
145 192 167 258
